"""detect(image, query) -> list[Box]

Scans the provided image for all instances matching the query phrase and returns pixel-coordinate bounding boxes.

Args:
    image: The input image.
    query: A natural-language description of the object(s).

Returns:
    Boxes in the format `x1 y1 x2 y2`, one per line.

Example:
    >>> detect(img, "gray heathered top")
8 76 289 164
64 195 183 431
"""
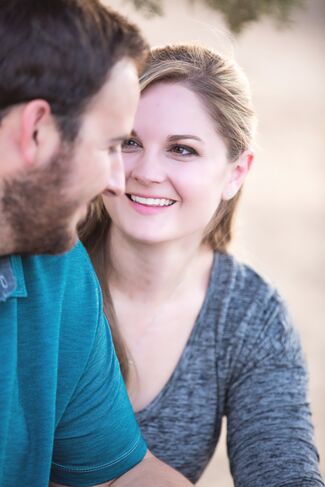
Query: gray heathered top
135 252 324 486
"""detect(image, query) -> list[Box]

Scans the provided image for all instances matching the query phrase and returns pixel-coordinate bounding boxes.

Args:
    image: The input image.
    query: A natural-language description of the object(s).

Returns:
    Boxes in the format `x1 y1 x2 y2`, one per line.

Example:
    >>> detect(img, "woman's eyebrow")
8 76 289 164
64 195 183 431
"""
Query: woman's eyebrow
168 134 203 143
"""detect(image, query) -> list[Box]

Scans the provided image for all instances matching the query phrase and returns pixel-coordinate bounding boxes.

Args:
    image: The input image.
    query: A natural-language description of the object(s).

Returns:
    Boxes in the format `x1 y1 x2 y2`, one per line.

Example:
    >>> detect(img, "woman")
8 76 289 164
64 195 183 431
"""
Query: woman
79 44 323 485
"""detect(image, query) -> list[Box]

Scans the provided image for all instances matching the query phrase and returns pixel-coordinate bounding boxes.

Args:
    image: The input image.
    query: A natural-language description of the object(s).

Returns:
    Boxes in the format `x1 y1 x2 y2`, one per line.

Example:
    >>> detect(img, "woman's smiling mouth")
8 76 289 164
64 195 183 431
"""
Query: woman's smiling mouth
127 194 176 207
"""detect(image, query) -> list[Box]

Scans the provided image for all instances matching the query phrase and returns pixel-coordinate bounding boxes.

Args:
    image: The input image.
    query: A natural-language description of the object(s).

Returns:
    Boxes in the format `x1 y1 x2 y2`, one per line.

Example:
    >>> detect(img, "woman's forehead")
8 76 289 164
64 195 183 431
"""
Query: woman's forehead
136 82 217 136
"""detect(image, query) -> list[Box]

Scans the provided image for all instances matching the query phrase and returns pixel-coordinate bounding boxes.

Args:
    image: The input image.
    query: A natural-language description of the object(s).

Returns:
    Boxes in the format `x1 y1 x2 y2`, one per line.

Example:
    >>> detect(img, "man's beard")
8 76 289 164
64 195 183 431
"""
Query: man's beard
1 145 82 255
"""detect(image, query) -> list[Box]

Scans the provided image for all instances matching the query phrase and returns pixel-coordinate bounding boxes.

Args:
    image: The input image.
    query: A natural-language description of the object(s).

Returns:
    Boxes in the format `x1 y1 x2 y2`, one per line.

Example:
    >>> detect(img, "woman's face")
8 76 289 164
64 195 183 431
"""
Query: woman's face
103 82 247 245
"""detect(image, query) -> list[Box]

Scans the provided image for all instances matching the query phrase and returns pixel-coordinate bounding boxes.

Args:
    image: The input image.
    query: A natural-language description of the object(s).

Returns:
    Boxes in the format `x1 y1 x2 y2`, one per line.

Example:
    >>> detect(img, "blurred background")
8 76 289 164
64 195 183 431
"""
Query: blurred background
105 0 325 484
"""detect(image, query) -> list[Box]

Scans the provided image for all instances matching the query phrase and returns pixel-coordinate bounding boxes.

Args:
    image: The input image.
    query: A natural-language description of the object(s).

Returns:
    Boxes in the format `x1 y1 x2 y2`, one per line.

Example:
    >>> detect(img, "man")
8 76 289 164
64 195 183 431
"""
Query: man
0 1 192 485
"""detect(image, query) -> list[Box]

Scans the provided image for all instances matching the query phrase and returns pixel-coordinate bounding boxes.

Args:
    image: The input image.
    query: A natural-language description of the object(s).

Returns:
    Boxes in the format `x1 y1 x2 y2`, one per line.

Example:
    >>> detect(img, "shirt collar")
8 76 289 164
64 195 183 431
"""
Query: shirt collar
0 255 27 302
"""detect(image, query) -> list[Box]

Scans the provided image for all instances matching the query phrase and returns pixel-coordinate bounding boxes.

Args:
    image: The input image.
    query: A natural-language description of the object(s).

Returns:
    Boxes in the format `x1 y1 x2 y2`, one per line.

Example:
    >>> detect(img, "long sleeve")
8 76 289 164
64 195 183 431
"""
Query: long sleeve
224 293 324 486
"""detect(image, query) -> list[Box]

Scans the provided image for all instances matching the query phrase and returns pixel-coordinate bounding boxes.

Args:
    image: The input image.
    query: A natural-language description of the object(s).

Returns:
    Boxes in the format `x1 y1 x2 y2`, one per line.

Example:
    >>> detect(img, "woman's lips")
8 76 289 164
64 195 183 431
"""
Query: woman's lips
126 193 176 215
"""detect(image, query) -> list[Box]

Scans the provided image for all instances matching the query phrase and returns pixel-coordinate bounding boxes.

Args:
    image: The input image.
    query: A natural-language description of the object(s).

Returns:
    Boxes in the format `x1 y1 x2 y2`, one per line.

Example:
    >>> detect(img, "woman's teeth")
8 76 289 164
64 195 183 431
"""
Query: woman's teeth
130 195 175 207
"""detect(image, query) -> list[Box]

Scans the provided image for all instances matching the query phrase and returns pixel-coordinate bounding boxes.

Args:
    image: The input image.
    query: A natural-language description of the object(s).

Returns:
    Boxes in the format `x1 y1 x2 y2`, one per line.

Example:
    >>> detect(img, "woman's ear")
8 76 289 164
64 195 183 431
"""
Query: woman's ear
222 149 254 201
19 100 60 167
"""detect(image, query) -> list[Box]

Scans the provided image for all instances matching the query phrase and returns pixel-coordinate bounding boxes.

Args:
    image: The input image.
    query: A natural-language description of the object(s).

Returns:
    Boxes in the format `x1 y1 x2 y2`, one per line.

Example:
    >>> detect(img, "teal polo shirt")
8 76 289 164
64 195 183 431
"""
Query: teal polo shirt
0 243 147 487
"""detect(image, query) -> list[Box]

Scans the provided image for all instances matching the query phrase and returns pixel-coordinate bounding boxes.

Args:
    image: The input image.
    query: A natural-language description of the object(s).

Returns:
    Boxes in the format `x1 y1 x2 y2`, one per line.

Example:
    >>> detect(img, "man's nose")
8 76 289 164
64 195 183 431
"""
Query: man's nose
106 151 125 196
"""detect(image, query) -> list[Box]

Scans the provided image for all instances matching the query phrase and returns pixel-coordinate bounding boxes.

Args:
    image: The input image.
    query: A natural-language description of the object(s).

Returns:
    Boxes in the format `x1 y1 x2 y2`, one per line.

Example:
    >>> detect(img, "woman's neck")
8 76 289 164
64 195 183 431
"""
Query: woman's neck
105 225 212 304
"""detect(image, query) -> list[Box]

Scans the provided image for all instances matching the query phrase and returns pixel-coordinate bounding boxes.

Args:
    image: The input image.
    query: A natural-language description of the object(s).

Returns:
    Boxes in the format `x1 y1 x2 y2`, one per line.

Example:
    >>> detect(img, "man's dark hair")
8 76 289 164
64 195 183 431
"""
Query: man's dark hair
0 0 148 141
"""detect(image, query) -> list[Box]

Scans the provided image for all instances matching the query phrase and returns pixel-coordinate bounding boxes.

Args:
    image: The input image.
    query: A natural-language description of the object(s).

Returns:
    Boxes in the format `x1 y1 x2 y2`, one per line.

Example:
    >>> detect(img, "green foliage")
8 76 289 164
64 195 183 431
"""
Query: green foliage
125 0 306 33
126 0 163 16
204 0 306 33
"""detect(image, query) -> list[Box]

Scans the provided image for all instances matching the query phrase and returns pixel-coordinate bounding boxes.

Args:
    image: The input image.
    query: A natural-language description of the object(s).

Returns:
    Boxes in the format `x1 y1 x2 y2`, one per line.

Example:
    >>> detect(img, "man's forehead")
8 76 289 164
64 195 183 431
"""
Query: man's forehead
89 59 139 107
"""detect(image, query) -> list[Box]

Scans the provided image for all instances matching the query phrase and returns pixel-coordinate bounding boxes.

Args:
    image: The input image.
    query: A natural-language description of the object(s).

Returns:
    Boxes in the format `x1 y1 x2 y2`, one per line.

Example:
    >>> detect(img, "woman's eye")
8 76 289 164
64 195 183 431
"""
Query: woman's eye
121 138 141 152
170 145 198 156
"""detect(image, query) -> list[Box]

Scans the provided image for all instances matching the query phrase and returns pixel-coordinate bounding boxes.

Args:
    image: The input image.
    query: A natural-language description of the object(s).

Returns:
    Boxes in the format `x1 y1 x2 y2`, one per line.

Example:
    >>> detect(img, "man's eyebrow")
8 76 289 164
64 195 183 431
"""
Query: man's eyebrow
110 129 139 141
168 134 203 143
108 134 129 144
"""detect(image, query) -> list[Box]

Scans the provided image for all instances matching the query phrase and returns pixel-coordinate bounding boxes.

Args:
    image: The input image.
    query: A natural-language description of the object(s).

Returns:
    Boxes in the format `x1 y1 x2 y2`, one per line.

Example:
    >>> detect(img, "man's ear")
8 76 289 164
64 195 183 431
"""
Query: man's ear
222 150 254 201
19 100 60 167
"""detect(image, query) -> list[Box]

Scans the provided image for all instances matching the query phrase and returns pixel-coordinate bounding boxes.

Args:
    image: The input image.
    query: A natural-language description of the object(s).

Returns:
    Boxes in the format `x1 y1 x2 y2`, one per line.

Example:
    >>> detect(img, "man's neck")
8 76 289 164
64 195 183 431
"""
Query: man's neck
0 230 14 257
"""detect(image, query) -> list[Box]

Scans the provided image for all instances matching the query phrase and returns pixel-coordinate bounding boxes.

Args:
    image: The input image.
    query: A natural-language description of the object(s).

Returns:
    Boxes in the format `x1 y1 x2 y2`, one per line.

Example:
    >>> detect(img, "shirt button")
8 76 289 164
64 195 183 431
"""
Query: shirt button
0 275 8 289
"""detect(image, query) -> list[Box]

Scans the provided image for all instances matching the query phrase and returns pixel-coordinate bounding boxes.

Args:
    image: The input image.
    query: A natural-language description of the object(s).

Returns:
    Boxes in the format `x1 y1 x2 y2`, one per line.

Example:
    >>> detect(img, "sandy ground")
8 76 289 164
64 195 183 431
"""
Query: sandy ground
105 0 325 483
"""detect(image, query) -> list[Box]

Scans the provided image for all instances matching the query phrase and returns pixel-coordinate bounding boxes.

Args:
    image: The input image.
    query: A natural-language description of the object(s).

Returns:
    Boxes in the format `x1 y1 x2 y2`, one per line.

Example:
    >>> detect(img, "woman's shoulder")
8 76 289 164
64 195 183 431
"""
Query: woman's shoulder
210 252 303 372
210 251 279 310
209 252 299 348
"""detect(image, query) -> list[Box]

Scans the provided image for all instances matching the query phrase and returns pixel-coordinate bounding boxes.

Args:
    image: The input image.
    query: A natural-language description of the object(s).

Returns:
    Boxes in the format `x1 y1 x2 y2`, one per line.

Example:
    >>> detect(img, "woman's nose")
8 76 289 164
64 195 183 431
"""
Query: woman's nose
128 150 166 185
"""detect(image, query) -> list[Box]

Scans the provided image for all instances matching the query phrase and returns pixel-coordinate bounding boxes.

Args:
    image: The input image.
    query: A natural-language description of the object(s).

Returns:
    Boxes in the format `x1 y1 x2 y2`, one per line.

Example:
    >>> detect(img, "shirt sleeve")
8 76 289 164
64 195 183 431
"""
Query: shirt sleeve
225 295 324 487
50 311 147 486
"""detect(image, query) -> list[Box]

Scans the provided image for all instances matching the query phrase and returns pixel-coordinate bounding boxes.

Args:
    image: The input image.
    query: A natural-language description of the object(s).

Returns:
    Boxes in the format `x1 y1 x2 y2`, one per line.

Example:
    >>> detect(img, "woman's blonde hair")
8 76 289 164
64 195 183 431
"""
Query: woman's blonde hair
78 44 256 381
